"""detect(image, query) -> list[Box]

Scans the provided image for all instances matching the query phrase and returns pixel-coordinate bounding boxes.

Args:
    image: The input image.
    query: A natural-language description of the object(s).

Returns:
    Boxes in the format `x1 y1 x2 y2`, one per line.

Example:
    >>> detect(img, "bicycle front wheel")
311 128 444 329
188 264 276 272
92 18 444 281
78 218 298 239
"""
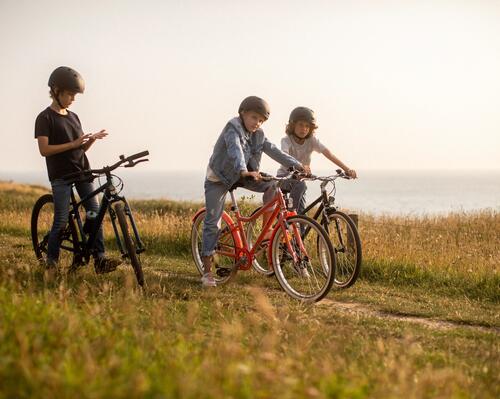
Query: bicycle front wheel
271 215 335 302
31 194 81 269
323 211 362 288
191 210 238 285
115 203 144 286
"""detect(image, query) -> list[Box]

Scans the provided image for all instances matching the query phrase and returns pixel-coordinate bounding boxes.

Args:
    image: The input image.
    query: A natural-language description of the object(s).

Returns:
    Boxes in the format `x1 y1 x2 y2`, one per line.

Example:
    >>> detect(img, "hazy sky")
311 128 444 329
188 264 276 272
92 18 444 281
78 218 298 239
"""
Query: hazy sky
1 0 499 174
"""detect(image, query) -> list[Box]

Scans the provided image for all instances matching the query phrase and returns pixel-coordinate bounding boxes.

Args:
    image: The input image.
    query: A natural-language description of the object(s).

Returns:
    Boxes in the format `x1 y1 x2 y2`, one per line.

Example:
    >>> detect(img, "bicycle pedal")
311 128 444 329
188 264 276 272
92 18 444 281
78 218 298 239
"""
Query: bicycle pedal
215 267 231 277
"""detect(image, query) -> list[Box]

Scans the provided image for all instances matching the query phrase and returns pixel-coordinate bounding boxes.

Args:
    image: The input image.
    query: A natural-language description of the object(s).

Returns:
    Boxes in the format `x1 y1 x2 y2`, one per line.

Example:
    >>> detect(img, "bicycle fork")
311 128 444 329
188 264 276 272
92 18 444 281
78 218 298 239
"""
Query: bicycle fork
109 199 145 257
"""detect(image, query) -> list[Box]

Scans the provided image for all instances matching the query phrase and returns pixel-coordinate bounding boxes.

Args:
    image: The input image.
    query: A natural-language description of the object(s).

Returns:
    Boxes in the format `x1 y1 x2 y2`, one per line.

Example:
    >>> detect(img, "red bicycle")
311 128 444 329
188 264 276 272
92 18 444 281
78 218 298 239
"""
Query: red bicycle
191 172 336 302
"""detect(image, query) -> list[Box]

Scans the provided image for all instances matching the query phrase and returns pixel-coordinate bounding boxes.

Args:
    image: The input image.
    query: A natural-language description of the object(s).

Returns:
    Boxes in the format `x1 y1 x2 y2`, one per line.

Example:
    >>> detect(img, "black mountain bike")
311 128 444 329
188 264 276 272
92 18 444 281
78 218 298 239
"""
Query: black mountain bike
302 170 362 288
31 151 149 286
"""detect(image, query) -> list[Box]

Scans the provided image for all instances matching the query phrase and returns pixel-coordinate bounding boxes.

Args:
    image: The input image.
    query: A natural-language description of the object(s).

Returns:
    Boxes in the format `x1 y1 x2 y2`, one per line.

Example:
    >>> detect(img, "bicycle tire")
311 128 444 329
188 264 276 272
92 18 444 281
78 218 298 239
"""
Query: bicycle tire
191 209 238 285
272 214 335 302
323 211 362 288
115 203 145 286
31 194 80 268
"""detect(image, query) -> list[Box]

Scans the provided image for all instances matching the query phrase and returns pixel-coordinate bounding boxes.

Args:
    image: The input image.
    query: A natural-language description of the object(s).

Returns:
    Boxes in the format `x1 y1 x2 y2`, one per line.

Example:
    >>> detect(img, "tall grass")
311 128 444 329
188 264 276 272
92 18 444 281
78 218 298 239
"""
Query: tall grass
1 181 498 302
0 181 498 398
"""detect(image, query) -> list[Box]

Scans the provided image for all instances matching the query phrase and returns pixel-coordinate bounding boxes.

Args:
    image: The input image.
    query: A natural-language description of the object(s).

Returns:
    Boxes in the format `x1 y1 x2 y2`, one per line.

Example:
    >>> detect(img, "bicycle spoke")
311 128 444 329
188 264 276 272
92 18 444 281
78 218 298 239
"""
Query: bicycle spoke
272 215 335 302
325 212 362 288
191 210 238 285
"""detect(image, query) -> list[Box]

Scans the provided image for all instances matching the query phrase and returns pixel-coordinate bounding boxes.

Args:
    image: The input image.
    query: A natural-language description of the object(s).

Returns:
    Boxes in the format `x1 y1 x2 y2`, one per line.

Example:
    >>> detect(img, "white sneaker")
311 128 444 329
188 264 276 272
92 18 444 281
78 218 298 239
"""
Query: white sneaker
294 263 311 278
201 273 217 287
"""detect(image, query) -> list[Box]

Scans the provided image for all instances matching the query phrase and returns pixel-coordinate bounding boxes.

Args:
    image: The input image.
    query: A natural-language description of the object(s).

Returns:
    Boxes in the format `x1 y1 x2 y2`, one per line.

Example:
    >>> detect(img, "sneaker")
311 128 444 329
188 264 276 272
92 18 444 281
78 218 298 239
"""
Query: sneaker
94 256 122 274
301 267 311 278
201 272 217 287
294 262 311 278
46 258 58 269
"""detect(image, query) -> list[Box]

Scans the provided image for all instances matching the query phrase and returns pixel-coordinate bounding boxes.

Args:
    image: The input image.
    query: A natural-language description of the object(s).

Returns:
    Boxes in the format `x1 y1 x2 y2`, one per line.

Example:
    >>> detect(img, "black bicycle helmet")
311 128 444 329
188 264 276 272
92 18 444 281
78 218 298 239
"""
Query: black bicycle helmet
289 106 316 126
238 96 270 119
48 66 85 93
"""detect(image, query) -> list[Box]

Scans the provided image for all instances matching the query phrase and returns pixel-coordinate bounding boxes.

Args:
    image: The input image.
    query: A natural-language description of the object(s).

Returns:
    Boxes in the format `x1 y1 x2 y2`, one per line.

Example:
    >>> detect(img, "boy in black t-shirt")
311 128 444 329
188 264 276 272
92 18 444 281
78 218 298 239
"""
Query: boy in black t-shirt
35 66 121 273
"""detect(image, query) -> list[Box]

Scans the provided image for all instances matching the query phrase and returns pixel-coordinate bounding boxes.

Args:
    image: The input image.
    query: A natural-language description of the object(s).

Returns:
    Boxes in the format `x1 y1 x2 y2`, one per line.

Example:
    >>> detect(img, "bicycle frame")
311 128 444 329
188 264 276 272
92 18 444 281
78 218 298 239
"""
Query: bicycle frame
193 186 307 271
68 175 144 263
303 178 335 219
301 173 357 259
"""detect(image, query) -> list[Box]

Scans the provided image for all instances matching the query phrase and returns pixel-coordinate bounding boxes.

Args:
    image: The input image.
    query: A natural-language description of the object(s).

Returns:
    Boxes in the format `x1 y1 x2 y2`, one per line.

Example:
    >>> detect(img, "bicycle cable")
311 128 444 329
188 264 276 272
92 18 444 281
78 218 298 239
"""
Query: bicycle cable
98 173 124 199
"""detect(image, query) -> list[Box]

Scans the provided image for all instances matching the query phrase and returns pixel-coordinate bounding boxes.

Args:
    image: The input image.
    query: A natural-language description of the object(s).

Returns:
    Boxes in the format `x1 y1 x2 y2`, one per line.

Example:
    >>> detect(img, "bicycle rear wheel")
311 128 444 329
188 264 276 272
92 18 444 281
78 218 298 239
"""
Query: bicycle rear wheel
271 215 335 302
191 210 238 285
323 211 362 288
31 194 81 269
246 206 274 276
115 203 144 286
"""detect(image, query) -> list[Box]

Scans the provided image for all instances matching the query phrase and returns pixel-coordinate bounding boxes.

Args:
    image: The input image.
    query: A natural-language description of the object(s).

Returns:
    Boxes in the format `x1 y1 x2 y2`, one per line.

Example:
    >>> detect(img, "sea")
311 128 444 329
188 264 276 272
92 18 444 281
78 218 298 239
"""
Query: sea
2 169 499 216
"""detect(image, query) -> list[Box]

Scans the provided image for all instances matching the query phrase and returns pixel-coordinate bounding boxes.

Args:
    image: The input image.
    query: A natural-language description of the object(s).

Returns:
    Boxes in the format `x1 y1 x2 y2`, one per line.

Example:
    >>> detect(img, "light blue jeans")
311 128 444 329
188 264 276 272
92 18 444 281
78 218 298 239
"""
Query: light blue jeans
201 178 276 257
47 179 105 262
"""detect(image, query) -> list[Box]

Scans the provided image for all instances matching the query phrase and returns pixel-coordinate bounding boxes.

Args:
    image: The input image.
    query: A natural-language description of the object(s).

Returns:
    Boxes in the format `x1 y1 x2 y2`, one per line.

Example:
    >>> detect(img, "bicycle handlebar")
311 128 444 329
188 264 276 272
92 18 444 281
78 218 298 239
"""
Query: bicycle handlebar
61 150 150 182
305 169 352 182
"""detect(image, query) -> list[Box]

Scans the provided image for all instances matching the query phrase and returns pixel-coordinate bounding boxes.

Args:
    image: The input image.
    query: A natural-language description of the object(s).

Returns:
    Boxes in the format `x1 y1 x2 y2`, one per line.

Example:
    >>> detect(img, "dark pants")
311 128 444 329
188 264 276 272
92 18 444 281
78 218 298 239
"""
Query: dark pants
279 178 307 214
47 179 105 262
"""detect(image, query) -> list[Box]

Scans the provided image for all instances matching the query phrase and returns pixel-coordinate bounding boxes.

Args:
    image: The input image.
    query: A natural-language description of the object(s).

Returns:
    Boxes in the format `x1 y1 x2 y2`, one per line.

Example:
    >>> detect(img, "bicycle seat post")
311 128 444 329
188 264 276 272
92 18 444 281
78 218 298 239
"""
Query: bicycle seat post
229 190 239 213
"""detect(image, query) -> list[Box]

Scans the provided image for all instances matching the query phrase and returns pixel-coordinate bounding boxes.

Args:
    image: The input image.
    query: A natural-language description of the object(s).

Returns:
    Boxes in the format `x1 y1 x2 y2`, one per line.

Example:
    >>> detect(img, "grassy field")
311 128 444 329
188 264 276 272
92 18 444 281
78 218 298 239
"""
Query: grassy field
0 181 498 398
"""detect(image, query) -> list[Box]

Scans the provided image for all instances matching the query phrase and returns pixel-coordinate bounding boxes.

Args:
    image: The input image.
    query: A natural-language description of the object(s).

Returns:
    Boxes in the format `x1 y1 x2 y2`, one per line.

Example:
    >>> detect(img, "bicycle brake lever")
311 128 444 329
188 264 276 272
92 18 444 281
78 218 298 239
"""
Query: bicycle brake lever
124 158 149 168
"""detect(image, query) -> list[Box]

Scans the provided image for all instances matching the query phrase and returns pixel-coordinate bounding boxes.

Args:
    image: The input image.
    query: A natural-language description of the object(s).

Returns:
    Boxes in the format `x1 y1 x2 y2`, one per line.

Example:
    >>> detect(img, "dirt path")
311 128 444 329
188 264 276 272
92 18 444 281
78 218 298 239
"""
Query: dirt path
148 268 499 334
317 298 499 334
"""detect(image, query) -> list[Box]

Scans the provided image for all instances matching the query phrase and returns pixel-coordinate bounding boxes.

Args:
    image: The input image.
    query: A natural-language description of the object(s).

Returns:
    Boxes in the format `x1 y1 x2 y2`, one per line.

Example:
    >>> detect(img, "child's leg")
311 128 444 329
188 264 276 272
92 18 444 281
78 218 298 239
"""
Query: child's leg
289 180 307 214
75 181 104 258
47 180 72 264
262 184 277 234
201 180 228 273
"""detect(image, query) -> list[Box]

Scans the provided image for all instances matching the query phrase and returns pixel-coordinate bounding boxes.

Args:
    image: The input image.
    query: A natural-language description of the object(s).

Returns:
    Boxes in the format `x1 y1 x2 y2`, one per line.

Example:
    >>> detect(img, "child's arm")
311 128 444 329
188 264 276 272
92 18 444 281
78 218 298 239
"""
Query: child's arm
263 138 304 171
224 128 248 176
322 148 357 178
37 134 92 157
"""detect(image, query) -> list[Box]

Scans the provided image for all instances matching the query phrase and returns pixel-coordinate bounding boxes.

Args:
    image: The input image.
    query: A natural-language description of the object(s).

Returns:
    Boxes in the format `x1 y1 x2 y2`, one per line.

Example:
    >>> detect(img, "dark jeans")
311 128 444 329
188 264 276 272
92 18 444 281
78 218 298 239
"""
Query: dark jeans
279 178 307 214
47 179 105 262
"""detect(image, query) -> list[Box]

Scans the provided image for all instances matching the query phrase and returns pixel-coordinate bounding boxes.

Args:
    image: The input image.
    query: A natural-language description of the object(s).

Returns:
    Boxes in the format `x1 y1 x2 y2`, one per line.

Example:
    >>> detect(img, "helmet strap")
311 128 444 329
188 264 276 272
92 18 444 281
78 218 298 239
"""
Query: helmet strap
239 115 251 134
50 87 65 110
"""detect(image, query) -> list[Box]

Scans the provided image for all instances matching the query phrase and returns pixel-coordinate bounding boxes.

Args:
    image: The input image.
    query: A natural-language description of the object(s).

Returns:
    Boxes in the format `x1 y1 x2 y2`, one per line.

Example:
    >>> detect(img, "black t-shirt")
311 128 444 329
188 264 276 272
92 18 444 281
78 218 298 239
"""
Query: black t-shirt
34 107 90 181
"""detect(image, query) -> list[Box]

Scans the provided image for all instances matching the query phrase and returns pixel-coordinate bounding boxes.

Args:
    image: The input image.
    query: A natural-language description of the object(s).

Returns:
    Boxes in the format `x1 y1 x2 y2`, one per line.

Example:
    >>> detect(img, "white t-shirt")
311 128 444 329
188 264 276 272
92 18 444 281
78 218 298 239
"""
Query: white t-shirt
277 135 327 175
205 165 221 182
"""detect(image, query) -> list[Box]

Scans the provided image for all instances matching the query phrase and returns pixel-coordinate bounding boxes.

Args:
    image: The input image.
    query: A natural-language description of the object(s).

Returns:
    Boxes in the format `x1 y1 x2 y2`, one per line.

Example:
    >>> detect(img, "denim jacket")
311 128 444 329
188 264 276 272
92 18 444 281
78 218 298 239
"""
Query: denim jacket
208 117 302 188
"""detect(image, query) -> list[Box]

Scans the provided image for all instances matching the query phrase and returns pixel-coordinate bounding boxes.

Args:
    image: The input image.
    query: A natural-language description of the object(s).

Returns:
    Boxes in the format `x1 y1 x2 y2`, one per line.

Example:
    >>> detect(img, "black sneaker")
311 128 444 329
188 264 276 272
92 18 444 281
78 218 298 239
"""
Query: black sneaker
94 257 122 274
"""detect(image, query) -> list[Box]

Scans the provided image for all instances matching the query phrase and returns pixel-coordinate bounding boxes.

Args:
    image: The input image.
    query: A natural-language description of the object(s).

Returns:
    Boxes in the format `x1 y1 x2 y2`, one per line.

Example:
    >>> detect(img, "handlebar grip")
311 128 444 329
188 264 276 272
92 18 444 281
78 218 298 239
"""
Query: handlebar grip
127 150 149 162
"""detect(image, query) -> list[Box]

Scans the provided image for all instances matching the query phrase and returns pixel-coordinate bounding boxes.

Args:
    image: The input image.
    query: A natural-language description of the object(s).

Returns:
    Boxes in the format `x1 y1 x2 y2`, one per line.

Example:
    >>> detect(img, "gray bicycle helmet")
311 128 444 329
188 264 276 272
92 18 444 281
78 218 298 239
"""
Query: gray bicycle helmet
48 66 85 93
289 106 316 126
238 96 270 119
